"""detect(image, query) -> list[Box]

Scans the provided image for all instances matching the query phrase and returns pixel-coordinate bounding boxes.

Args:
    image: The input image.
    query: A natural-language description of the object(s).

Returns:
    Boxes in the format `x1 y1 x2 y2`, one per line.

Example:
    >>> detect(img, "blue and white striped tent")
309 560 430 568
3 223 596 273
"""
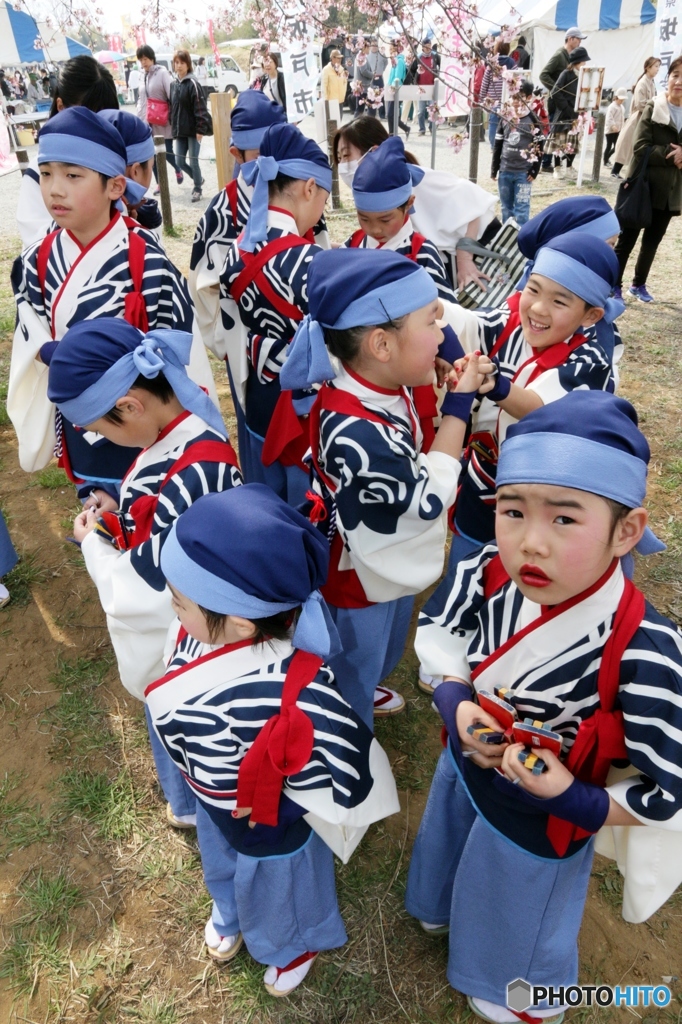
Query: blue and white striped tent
477 0 656 91
0 1 91 65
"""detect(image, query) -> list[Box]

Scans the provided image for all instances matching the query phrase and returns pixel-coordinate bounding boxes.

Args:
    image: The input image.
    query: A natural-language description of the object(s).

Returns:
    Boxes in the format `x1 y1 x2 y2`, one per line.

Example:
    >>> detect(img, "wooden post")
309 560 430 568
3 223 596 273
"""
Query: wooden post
469 105 482 183
16 149 30 173
325 102 341 210
210 91 235 188
154 135 173 233
576 109 592 187
392 84 400 136
592 111 606 183
430 80 439 170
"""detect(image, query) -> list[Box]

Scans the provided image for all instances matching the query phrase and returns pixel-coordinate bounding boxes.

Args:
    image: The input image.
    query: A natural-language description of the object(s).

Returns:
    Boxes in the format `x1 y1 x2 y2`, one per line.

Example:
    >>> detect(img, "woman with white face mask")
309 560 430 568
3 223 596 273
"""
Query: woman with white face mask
333 117 499 290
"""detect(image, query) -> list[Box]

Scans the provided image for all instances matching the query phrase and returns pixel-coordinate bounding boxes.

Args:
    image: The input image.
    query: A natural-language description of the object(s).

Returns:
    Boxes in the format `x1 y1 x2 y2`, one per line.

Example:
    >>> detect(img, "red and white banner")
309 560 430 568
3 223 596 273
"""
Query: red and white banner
207 20 221 66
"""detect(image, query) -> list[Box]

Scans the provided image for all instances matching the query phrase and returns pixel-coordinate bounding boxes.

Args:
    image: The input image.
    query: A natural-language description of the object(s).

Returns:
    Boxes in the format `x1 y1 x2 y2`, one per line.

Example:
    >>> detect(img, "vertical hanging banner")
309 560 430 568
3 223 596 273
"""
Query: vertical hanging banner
654 0 682 90
281 9 320 123
439 31 471 117
207 20 221 65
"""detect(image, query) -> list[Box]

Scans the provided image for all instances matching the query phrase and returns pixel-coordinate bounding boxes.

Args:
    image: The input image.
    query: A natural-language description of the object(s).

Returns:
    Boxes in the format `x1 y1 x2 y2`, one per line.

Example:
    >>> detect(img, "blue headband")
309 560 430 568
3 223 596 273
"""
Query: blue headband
230 126 269 149
352 164 424 212
497 432 665 555
126 137 155 164
241 155 332 251
161 525 341 660
280 264 437 390
55 328 227 439
38 133 148 207
531 247 624 325
517 208 621 291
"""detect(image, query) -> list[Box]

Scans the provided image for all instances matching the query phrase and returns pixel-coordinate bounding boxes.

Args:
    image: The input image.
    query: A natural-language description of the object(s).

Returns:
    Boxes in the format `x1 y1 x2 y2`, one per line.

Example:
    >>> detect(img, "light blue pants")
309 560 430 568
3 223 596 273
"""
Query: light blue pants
195 802 348 966
145 705 196 819
498 169 532 226
0 512 18 578
327 596 414 729
405 748 594 1006
241 428 310 508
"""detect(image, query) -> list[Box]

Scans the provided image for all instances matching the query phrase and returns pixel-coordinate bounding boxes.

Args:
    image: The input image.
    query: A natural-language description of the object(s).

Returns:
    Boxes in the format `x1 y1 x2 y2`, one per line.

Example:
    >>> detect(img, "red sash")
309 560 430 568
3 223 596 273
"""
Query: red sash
477 557 644 856
237 649 322 826
101 440 239 550
37 217 149 334
231 233 312 469
308 384 400 609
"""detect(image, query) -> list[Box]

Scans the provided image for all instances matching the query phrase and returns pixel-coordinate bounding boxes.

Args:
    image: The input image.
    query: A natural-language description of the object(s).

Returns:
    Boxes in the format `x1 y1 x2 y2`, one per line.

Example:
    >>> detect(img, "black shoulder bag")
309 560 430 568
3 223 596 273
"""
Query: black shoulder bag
615 147 653 230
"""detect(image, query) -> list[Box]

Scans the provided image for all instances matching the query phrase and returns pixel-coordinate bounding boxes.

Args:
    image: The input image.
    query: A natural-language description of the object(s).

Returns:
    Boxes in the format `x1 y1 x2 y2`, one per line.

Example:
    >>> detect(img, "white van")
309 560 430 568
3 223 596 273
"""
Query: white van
208 54 249 97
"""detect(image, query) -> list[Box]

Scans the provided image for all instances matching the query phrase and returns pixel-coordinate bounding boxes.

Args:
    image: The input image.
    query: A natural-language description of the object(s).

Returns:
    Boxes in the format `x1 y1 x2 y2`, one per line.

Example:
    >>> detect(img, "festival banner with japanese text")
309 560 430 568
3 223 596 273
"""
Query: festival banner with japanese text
439 30 471 117
281 8 320 123
654 0 682 90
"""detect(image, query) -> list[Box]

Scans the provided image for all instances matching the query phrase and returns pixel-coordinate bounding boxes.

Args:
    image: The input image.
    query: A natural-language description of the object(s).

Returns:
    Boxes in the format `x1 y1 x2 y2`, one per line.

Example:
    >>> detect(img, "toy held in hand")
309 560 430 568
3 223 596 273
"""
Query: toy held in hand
467 690 562 774
93 511 132 551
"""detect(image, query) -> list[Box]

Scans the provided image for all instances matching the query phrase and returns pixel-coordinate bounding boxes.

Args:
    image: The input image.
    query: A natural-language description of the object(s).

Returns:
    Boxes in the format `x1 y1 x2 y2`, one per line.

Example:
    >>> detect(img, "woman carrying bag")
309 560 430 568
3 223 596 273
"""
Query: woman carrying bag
171 49 212 203
614 56 682 303
611 57 660 178
136 44 184 189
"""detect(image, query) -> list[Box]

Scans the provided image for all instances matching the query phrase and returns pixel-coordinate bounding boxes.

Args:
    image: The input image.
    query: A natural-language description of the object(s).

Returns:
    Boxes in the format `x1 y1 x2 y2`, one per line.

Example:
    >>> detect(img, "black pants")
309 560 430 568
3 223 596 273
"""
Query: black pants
603 131 619 164
614 206 675 286
386 101 409 135
153 138 179 182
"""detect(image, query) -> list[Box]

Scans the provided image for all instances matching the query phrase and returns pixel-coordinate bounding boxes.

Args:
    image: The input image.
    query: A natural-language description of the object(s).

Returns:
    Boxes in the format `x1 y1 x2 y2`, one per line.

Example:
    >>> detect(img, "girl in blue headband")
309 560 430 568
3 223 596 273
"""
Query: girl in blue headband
148 484 399 995
47 317 241 830
219 122 332 506
345 136 458 450
280 247 493 726
8 106 217 510
408 390 681 1024
99 108 161 230
417 232 625 696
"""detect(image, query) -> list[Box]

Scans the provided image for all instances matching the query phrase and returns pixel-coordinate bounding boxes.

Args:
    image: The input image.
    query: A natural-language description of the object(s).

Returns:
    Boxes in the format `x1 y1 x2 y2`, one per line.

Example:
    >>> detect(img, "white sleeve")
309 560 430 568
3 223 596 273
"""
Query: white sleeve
16 167 51 249
411 169 497 254
439 301 486 354
7 279 56 473
342 450 461 602
81 533 174 701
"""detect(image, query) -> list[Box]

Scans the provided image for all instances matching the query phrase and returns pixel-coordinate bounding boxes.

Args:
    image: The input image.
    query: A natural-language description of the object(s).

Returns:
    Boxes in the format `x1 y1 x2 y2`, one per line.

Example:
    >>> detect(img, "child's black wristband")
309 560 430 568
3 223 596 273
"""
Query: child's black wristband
438 324 465 365
484 359 511 403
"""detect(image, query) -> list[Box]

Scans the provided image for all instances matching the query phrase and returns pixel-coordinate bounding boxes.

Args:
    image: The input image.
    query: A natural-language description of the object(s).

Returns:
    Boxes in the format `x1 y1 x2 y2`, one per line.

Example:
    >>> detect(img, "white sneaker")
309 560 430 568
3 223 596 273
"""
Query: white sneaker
166 803 197 829
420 919 449 935
264 951 317 996
204 918 243 961
0 584 9 609
373 686 406 716
468 995 565 1023
553 166 564 180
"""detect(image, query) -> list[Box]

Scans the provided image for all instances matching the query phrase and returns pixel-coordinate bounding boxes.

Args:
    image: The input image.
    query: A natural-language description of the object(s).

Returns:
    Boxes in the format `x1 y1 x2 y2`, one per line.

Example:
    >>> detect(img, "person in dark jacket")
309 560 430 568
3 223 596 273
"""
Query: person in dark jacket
539 27 586 169
171 49 211 202
546 46 590 178
491 80 543 224
254 53 287 113
511 36 531 71
613 56 682 303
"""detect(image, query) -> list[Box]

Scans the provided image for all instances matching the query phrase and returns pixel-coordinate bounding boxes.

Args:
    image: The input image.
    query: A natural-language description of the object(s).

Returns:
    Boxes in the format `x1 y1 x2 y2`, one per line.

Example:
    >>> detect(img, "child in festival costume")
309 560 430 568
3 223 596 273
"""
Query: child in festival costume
9 106 216 509
98 108 162 230
345 136 459 449
417 232 624 697
280 248 491 727
407 391 681 1024
48 318 241 828
345 137 456 303
219 122 332 504
148 485 399 992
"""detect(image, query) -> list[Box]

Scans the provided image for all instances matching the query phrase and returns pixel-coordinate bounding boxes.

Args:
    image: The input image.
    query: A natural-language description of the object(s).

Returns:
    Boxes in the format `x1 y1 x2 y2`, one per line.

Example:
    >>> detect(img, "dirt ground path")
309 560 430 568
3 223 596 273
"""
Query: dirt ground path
1 179 681 1024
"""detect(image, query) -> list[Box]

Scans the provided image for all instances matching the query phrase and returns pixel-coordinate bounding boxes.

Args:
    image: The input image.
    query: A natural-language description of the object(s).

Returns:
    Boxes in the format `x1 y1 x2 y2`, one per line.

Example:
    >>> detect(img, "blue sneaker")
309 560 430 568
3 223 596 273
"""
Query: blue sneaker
628 284 654 303
613 285 623 302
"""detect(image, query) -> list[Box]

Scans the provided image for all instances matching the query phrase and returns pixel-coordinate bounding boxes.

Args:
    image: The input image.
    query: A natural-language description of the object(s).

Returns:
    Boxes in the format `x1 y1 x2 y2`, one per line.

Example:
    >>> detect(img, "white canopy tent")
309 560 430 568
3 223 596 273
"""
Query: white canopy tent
476 0 656 92
0 0 91 64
